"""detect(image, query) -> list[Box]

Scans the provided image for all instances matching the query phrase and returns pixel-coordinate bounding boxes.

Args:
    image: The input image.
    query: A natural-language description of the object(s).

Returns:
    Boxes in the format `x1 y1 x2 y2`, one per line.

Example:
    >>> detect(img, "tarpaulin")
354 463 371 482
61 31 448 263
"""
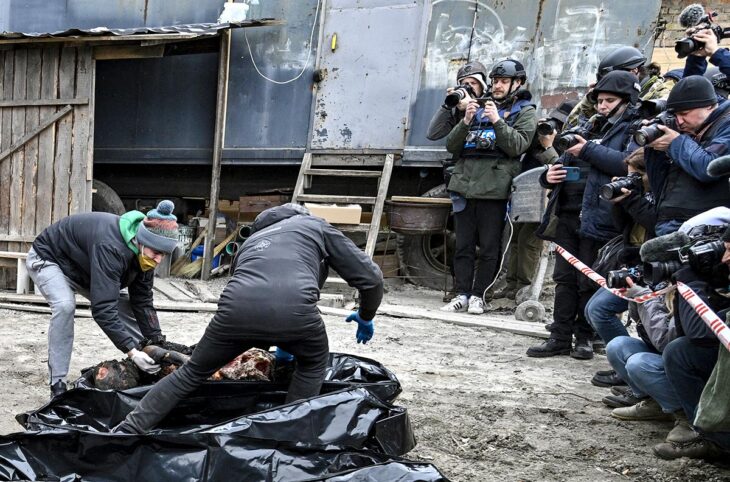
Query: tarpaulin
0 353 449 481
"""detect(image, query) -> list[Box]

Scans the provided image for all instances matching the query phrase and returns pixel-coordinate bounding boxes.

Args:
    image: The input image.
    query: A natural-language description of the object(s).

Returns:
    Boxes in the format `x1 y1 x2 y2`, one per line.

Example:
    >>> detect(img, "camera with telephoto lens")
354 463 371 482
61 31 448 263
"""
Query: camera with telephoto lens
555 125 593 152
634 112 677 146
537 119 561 136
607 266 644 289
675 11 729 59
444 84 477 109
599 172 644 201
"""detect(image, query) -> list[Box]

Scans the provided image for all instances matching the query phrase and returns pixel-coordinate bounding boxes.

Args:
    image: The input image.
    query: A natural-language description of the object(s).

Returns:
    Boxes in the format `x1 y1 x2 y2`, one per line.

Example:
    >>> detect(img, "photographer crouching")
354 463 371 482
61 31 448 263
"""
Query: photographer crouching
440 59 537 314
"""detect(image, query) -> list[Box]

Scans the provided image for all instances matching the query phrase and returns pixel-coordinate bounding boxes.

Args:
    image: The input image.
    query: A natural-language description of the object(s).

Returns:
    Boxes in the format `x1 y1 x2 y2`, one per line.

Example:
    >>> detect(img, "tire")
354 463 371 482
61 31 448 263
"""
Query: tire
92 180 125 215
396 184 454 291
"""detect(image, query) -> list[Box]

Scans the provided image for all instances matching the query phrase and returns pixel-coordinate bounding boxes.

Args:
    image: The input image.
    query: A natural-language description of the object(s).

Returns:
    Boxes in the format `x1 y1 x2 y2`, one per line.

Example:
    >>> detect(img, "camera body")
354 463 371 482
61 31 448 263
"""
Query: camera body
634 112 677 146
675 12 727 58
444 84 478 109
555 125 593 152
607 266 644 289
599 171 644 201
464 127 497 150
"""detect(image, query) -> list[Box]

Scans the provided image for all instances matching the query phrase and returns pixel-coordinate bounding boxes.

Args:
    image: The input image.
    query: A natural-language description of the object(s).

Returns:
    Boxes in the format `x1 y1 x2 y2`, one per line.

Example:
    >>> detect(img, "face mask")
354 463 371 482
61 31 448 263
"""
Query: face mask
138 253 158 272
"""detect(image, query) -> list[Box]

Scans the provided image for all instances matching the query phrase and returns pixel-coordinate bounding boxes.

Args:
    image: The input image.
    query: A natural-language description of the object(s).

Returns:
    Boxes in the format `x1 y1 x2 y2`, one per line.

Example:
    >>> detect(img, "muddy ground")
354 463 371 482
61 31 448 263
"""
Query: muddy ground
0 279 729 481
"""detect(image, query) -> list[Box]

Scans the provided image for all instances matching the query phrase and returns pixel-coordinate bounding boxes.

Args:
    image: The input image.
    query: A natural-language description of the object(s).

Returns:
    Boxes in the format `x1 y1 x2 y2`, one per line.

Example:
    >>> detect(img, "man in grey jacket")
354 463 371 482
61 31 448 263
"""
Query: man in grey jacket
116 204 384 434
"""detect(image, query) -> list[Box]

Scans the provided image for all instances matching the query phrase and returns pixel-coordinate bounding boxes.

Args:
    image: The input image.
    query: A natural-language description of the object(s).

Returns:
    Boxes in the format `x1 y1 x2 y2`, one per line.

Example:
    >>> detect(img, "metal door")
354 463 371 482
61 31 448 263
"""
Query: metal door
310 0 423 150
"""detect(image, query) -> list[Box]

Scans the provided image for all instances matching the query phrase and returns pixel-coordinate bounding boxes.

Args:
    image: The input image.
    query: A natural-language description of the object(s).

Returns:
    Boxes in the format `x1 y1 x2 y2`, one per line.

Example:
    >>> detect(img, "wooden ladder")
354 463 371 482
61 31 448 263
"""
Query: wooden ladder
291 153 395 258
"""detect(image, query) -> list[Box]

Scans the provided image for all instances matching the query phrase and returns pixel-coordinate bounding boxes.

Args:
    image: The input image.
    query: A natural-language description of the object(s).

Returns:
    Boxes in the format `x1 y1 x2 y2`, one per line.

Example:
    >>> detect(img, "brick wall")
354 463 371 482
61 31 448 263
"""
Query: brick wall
653 1 728 70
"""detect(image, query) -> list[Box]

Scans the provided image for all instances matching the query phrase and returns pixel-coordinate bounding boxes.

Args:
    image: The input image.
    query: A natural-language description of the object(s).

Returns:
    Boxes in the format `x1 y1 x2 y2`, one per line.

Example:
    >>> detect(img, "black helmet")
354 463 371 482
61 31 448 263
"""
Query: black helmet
457 61 488 83
489 58 527 81
667 75 718 112
588 71 641 105
597 46 646 80
704 67 729 98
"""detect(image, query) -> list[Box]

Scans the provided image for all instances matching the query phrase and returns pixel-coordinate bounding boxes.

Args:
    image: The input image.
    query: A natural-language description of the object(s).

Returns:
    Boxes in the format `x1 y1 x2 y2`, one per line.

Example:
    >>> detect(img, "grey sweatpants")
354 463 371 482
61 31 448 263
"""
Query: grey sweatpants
26 248 143 385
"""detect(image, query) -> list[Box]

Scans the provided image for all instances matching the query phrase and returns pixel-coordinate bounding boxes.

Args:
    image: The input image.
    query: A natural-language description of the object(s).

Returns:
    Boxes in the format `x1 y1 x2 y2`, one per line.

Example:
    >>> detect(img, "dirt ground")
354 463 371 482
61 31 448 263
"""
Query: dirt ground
1 279 729 481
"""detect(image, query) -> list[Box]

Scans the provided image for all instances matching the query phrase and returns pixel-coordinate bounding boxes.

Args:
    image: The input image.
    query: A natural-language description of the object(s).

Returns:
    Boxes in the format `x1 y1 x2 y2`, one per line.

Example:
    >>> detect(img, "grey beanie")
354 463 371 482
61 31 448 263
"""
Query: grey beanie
136 200 179 254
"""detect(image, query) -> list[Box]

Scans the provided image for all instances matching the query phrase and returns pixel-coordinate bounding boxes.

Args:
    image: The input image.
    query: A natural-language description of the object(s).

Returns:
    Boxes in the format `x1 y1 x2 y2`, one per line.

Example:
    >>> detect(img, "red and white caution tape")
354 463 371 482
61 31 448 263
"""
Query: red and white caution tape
676 281 730 352
554 244 674 304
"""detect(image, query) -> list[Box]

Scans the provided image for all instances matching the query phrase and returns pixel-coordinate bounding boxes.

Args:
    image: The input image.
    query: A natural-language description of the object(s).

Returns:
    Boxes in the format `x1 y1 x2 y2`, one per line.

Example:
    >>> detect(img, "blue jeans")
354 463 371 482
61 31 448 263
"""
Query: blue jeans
655 220 683 236
663 336 719 420
606 336 681 412
585 289 629 344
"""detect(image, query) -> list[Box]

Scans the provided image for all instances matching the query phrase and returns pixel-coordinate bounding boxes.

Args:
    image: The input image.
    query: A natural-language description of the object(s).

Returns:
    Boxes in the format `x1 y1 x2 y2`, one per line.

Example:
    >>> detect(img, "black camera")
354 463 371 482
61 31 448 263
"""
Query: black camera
687 240 726 274
444 84 477 109
537 119 560 136
676 11 729 58
555 126 592 151
634 112 677 146
644 227 728 284
644 260 685 285
465 127 497 150
607 266 644 289
599 172 644 200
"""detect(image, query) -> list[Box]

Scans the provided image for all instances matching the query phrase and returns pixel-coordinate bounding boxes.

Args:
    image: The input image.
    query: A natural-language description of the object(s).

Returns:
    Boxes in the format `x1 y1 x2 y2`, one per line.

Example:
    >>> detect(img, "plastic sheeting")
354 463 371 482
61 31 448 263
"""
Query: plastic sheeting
0 353 449 481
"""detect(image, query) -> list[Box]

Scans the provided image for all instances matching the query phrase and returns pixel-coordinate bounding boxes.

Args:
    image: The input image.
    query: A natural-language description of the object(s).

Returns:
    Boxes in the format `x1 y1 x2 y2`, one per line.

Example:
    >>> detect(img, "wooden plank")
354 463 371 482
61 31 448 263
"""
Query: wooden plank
167 280 199 300
0 234 35 242
52 47 75 222
390 196 451 204
0 292 219 312
152 277 194 302
0 98 87 107
0 104 72 164
0 51 12 253
36 46 59 233
0 251 27 259
291 152 312 204
296 194 376 204
0 302 92 318
9 48 27 253
22 48 41 243
69 46 91 214
303 168 381 178
183 280 218 303
93 44 164 60
365 154 394 258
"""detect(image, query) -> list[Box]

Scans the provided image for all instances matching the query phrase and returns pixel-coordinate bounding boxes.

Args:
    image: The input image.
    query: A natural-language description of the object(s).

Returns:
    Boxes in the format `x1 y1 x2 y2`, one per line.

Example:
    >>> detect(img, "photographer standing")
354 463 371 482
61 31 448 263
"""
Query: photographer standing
683 25 730 85
528 71 641 359
440 59 537 314
645 75 730 235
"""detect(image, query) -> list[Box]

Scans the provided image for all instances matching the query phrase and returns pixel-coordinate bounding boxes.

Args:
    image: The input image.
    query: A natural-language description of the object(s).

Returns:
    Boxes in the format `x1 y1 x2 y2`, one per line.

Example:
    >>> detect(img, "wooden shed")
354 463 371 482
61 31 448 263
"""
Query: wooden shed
0 19 277 288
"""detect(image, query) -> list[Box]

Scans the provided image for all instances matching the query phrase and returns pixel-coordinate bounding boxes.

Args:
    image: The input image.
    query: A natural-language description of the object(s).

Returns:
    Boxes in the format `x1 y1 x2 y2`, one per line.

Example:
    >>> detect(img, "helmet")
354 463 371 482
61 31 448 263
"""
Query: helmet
488 58 527 81
588 71 641 105
704 67 729 98
597 46 646 80
456 61 488 83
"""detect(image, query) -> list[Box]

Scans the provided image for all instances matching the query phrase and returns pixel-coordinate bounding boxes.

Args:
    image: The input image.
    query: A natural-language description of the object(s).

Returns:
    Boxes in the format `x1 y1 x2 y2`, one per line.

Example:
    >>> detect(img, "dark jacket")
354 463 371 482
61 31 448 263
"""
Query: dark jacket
684 48 730 80
444 91 537 200
541 106 639 241
611 191 657 265
209 205 383 340
674 267 730 347
32 212 157 353
647 100 730 227
426 106 463 141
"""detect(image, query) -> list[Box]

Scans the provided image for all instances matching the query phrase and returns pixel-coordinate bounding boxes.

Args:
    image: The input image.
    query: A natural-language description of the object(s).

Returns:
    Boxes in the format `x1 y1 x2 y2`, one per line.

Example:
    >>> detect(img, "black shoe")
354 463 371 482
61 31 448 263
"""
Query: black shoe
602 391 644 408
571 338 594 360
611 385 631 396
591 369 627 387
50 380 67 399
526 338 572 358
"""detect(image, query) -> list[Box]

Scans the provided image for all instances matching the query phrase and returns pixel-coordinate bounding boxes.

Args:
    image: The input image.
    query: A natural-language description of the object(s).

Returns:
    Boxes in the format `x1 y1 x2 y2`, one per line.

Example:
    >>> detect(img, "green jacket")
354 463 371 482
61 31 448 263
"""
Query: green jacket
445 104 537 200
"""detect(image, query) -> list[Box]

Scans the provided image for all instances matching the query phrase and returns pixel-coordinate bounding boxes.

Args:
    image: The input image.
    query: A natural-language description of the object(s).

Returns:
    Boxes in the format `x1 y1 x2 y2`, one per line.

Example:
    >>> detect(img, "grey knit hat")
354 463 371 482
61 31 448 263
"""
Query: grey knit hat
136 200 179 254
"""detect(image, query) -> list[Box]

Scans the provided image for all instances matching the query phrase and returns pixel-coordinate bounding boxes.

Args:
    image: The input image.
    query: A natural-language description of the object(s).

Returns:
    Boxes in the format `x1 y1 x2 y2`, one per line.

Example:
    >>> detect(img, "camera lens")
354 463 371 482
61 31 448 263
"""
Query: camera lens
555 134 577 151
599 184 617 201
537 121 556 136
444 90 464 109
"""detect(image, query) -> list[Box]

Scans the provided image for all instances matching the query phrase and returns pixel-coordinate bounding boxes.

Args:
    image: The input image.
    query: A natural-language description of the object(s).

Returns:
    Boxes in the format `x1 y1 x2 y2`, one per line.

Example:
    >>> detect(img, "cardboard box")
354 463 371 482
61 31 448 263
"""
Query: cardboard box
374 253 399 278
305 203 362 224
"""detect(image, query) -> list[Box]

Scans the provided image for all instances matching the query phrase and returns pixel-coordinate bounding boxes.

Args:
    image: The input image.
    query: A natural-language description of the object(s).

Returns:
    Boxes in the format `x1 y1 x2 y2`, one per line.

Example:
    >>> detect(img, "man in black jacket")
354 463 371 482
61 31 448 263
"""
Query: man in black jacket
27 201 180 397
116 204 384 434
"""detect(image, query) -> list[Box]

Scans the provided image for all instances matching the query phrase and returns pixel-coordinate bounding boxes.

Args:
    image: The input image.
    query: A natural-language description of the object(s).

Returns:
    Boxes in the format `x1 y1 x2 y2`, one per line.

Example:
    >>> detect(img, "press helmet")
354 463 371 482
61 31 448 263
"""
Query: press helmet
488 58 527 81
456 61 488 84
597 46 646 80
588 70 641 105
704 67 729 98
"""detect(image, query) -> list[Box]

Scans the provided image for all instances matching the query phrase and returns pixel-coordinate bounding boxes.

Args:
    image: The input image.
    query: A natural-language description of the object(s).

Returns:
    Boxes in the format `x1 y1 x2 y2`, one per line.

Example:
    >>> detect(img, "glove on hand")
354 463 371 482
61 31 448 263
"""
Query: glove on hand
128 348 161 374
345 311 374 344
275 347 295 362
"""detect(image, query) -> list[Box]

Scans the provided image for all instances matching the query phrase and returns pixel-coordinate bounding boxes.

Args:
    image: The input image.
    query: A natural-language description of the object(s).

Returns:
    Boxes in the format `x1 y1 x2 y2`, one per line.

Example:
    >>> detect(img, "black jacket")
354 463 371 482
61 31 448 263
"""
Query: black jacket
209 205 384 340
32 212 158 353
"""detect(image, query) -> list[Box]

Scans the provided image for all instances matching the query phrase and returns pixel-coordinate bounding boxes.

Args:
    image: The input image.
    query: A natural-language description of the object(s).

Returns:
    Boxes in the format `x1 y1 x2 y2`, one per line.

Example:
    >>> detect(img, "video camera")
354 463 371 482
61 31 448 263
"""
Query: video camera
599 172 644 201
443 84 492 109
634 111 677 146
675 4 730 58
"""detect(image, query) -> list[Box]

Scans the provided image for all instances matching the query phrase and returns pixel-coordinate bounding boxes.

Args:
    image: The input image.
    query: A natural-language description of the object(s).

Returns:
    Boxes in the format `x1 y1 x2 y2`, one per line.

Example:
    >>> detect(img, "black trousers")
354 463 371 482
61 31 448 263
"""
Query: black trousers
453 198 507 298
550 214 603 342
121 321 330 433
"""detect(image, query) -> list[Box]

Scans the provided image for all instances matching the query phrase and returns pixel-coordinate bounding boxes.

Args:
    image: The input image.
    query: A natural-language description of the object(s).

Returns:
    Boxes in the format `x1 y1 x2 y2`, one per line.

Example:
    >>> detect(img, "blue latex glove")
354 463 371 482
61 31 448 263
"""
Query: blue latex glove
275 347 295 362
345 311 374 344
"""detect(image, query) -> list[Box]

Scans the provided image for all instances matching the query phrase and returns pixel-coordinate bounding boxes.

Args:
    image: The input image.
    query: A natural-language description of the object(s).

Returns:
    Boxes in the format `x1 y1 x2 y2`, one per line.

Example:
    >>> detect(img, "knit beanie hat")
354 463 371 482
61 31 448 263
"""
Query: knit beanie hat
666 75 717 112
136 200 179 254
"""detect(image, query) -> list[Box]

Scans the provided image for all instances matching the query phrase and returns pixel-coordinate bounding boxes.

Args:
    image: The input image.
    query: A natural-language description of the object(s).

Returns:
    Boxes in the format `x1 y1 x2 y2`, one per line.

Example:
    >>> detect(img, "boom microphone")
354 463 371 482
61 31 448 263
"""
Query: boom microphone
640 231 690 263
679 3 707 28
707 154 730 177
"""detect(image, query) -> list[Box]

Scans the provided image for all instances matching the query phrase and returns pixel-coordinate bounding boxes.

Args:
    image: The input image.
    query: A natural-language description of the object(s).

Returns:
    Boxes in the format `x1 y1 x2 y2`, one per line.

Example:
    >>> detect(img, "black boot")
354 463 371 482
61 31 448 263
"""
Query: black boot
526 337 572 357
591 369 627 387
571 337 594 360
50 380 67 399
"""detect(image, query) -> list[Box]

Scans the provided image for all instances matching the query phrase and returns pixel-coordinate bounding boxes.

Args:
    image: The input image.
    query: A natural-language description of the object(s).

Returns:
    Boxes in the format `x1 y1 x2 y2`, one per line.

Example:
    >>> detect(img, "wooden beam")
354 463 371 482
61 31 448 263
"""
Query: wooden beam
0 104 72 165
201 28 231 281
0 234 35 243
0 291 219 312
93 45 164 60
0 98 88 107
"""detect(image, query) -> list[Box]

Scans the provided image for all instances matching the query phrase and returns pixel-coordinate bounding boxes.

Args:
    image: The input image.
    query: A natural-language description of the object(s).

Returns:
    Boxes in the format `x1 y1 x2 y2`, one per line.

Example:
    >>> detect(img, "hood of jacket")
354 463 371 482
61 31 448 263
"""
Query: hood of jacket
250 203 310 235
118 210 145 255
